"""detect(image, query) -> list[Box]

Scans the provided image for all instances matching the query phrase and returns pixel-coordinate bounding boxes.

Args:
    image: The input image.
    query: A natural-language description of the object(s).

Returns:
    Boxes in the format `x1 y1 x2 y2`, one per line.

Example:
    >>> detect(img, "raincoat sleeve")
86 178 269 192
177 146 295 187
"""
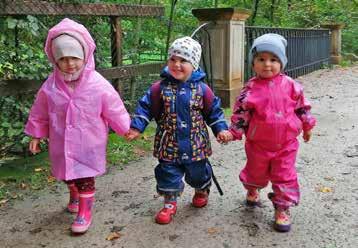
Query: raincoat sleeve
202 83 228 136
130 87 153 133
293 81 316 131
102 89 131 136
24 89 49 138
229 86 252 140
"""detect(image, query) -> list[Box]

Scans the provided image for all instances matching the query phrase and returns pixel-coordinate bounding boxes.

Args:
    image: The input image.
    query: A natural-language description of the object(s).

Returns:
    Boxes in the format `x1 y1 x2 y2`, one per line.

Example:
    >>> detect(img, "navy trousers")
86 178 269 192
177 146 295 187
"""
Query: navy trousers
155 159 212 196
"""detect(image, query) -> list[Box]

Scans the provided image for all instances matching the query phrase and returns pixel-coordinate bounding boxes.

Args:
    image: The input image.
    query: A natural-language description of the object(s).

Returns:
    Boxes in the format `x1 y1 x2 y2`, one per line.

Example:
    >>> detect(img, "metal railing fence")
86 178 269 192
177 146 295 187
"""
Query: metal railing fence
245 26 331 81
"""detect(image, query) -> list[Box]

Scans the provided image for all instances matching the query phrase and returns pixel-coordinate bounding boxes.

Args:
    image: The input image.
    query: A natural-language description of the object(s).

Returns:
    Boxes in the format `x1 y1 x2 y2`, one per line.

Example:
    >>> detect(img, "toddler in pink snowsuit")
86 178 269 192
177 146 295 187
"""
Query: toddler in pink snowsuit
25 18 130 233
227 33 316 232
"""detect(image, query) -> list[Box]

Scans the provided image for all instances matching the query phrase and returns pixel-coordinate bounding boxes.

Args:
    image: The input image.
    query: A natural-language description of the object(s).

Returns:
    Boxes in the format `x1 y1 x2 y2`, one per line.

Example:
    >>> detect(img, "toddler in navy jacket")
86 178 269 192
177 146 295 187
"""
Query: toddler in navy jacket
126 36 231 224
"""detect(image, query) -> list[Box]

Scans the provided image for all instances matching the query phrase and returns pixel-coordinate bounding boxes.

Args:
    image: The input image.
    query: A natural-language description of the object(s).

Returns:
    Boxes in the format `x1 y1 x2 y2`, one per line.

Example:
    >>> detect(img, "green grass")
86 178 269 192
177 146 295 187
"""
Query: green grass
0 152 51 202
223 108 232 118
0 124 156 203
106 124 155 167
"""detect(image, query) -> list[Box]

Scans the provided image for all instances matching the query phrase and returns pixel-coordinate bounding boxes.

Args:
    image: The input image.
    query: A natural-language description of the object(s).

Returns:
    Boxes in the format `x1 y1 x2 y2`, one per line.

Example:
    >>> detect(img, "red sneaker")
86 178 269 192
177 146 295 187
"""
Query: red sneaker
192 190 209 208
155 202 177 224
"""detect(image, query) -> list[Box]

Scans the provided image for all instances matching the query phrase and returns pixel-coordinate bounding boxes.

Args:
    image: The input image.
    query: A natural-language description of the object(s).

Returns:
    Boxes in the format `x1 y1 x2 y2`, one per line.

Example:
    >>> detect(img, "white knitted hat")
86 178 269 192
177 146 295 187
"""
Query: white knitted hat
168 36 202 70
51 34 84 62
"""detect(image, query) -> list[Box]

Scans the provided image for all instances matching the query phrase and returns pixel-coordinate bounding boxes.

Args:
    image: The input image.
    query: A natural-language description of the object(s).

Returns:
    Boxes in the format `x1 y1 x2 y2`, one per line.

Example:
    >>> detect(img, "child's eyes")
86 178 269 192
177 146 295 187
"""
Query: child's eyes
58 57 82 62
257 57 279 62
170 57 189 63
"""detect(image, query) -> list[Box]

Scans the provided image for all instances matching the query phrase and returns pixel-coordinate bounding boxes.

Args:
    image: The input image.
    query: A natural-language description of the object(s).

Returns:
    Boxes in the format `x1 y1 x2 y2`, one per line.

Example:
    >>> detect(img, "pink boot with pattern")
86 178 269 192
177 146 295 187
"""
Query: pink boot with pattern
71 191 95 233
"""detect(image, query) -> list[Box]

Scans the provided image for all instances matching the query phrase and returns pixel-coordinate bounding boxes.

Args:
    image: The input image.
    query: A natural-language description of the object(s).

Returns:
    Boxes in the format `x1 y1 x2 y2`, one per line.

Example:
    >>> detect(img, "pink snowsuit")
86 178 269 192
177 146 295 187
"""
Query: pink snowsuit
25 18 130 181
229 73 316 209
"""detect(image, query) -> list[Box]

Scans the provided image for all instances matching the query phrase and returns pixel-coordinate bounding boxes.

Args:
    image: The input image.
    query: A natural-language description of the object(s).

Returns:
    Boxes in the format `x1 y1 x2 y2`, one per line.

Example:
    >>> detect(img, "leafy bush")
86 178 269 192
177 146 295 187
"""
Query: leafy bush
0 95 34 157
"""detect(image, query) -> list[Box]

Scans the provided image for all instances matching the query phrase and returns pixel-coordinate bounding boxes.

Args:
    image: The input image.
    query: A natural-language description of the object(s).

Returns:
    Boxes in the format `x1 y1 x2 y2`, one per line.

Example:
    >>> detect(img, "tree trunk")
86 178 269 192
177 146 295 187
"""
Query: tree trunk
270 0 275 23
250 0 260 25
165 0 178 54
130 0 143 102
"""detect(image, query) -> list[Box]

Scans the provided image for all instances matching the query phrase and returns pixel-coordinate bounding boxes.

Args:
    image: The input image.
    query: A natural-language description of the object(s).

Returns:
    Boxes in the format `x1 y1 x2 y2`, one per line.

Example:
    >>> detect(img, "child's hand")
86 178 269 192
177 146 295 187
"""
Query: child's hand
125 128 141 141
29 138 41 154
303 130 312 142
216 130 233 144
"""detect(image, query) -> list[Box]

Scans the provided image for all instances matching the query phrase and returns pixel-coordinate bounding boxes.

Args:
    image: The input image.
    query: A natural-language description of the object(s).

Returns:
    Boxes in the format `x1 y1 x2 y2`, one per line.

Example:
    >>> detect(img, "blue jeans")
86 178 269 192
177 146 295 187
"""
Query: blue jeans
155 159 212 196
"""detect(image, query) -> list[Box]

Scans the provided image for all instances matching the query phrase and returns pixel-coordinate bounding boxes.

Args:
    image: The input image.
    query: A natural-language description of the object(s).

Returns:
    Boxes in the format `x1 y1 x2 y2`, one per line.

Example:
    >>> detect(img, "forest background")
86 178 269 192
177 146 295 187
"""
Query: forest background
0 0 357 202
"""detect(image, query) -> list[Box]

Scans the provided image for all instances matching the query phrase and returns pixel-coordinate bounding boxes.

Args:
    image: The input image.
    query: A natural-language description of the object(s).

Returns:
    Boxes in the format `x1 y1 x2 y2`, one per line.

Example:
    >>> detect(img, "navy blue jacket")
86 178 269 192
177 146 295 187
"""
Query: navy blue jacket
131 67 228 163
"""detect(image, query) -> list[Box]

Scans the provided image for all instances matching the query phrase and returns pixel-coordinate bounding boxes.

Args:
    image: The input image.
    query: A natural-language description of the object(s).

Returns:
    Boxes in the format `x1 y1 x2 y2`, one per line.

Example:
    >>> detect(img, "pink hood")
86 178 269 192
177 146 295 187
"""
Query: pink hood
45 18 95 70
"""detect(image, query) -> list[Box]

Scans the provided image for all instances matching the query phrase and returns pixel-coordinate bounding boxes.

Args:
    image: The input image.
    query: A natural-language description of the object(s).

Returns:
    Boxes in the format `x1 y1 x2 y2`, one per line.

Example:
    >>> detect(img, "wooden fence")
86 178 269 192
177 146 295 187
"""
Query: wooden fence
0 0 165 96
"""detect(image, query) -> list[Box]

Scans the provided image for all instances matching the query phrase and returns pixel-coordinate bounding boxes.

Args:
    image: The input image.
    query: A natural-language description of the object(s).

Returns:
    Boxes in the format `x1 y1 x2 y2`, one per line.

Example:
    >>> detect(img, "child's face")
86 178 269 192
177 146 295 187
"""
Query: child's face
167 55 194 82
253 52 281 79
57 56 84 74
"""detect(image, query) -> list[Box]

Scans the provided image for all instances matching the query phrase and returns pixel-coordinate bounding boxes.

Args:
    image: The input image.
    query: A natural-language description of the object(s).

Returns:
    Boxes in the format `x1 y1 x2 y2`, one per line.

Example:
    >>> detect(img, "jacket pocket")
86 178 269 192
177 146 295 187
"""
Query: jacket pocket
287 115 302 139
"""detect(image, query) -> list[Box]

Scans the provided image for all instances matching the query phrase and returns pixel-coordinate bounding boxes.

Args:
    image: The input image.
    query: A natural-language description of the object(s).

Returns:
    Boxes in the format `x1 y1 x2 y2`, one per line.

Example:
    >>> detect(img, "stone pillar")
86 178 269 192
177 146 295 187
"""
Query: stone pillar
192 8 250 108
321 23 345 64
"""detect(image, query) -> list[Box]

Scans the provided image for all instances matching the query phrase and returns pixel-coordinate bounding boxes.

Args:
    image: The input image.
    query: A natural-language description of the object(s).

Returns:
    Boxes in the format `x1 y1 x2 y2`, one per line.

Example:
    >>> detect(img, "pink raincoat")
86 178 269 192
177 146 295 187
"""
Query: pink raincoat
25 18 130 181
230 73 316 209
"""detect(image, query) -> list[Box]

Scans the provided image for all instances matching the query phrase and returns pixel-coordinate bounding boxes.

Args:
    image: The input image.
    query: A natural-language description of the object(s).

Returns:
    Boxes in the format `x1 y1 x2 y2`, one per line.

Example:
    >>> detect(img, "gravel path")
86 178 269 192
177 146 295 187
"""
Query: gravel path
1 65 357 248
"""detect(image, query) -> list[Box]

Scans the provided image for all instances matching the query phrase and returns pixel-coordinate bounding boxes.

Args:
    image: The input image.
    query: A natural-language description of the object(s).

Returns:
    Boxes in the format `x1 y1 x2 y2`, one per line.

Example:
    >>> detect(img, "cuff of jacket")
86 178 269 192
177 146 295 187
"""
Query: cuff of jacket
130 119 147 133
229 127 243 141
302 116 317 131
210 120 228 137
24 125 49 139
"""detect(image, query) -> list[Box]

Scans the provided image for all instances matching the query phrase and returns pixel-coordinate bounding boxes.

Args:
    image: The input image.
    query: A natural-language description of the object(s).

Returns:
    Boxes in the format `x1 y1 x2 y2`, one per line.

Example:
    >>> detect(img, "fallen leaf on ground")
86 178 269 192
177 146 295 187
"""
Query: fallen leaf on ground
207 227 219 234
31 185 41 190
0 199 9 205
106 231 121 241
20 183 27 189
133 147 146 156
47 176 56 183
317 186 333 193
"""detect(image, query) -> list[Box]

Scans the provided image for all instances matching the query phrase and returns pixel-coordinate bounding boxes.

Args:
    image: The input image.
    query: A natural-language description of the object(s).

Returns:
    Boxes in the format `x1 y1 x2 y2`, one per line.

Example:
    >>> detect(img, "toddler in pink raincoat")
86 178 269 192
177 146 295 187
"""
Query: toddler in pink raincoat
227 33 316 232
25 18 130 234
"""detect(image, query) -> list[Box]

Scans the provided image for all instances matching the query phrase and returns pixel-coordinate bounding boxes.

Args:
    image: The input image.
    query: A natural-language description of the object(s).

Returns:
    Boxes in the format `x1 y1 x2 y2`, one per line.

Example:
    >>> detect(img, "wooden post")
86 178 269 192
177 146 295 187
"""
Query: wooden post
110 16 122 92
192 8 251 108
321 23 345 64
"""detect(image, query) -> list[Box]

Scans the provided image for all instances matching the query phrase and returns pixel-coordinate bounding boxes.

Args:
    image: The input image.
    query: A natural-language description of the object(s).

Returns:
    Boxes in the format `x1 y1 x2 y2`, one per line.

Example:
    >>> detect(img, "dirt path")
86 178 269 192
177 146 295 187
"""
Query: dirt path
1 65 358 248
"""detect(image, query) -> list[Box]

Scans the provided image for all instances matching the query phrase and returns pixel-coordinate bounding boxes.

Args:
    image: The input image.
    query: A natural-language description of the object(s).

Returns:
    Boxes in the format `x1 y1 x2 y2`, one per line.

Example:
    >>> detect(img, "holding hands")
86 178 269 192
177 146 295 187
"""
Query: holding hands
216 130 234 144
125 128 141 141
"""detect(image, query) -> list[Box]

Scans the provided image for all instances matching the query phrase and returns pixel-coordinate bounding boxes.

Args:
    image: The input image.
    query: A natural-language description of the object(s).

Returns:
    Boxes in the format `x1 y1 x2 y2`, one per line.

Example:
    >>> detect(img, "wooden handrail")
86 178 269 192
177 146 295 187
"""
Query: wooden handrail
0 62 165 96
0 0 164 17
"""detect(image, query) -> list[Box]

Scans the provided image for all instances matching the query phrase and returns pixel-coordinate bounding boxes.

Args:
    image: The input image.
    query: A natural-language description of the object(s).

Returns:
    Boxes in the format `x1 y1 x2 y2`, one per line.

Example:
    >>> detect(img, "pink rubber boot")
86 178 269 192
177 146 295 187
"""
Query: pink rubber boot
67 183 79 213
71 191 95 233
